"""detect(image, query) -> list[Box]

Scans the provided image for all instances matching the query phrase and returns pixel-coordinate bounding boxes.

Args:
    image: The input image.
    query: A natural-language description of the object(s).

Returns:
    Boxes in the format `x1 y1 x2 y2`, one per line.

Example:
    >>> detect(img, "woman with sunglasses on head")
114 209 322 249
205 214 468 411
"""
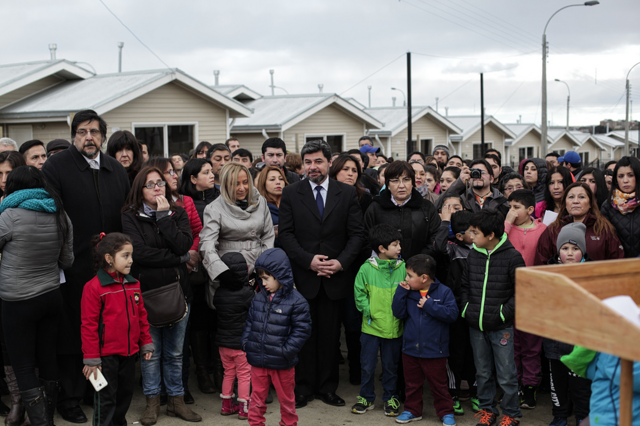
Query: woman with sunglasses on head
121 166 201 425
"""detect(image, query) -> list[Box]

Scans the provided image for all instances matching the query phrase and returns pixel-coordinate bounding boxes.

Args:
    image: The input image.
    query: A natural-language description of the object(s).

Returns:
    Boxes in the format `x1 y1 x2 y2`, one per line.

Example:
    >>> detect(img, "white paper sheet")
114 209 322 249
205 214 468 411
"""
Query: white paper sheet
542 210 559 226
602 295 640 329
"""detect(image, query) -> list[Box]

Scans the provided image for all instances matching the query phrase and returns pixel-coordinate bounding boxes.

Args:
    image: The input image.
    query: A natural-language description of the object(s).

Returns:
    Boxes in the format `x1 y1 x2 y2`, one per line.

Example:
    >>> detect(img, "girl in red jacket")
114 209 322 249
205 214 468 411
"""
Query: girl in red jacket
81 232 154 426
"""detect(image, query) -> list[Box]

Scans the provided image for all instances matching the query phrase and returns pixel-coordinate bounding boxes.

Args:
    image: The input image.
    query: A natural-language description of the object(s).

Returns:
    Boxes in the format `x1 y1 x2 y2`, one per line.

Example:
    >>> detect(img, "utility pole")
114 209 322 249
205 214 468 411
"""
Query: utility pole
117 42 124 73
480 73 485 156
407 52 412 148
435 97 439 112
368 86 372 108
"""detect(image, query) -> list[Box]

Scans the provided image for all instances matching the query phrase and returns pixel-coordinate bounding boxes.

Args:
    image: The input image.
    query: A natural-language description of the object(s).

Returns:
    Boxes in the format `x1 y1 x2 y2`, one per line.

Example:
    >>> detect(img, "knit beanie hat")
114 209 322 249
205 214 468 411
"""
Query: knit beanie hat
556 222 587 255
432 144 450 157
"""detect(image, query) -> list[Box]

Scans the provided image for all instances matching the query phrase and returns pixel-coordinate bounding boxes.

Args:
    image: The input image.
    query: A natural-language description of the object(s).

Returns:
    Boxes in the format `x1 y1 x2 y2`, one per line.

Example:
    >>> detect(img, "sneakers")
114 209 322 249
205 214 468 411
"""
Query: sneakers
351 396 374 414
471 397 480 413
549 417 568 426
520 386 536 409
474 409 497 426
396 411 422 424
442 414 456 425
452 396 464 415
384 397 401 417
498 415 520 426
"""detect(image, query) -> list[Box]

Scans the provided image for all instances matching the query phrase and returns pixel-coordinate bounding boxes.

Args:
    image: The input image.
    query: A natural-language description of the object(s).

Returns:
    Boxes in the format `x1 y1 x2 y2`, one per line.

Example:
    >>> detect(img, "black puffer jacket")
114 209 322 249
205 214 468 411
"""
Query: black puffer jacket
601 200 640 258
523 158 548 203
460 233 525 332
192 187 220 222
213 252 255 350
364 188 441 259
121 207 194 302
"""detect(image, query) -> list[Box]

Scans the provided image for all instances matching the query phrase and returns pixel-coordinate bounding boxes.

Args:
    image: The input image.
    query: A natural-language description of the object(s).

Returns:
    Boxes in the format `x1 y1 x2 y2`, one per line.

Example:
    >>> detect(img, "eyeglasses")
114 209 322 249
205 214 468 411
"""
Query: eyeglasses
143 181 167 189
75 129 101 137
387 177 412 185
504 185 524 191
165 169 176 176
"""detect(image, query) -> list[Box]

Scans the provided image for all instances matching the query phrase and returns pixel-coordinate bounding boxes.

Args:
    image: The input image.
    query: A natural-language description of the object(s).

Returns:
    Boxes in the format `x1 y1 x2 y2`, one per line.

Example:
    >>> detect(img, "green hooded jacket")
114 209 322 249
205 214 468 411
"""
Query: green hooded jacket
354 257 405 339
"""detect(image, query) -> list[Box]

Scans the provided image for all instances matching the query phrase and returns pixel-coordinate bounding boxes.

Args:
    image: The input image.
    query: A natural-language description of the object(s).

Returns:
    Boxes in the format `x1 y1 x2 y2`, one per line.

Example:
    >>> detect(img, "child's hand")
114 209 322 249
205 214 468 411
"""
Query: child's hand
142 352 152 361
82 365 101 381
417 296 429 308
441 204 454 221
399 281 411 290
505 209 518 225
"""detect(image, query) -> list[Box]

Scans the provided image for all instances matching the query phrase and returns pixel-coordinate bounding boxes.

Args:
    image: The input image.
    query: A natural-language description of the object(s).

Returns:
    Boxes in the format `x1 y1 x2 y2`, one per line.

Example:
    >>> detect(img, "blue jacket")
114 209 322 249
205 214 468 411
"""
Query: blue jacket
241 248 311 370
392 279 458 359
585 353 640 425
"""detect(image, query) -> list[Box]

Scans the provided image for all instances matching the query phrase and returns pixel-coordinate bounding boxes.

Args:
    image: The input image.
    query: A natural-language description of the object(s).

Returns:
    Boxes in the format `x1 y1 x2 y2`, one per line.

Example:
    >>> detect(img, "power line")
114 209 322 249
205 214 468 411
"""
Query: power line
493 81 526 115
438 79 473 102
411 49 537 61
400 0 531 55
98 0 172 70
339 53 405 96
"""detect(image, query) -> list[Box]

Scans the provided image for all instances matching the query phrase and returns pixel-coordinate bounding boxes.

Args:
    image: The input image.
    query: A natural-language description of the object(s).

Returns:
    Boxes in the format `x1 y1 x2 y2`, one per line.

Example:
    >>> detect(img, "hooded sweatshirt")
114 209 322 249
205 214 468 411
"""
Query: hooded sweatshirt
504 218 547 267
522 158 548 204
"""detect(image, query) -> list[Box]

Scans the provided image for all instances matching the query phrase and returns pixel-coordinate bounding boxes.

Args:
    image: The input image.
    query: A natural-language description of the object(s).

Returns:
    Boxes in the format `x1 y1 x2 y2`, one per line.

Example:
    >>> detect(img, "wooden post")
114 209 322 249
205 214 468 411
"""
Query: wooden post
620 359 634 426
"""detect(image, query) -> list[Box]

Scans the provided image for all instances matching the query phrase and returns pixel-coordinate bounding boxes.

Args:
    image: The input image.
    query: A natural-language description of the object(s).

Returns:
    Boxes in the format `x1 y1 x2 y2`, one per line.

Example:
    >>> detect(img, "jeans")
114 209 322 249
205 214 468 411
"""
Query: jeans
141 305 191 397
469 326 521 418
360 333 401 402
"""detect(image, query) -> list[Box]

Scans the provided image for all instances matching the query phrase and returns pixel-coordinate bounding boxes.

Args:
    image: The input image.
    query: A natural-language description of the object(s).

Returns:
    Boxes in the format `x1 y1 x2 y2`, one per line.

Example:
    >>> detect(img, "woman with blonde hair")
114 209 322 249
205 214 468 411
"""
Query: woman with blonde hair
255 166 289 245
200 162 275 280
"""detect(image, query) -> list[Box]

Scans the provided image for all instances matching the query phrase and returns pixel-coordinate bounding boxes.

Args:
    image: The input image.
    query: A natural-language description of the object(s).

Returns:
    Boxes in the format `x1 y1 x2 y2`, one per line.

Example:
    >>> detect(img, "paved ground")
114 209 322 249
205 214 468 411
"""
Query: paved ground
49 348 580 426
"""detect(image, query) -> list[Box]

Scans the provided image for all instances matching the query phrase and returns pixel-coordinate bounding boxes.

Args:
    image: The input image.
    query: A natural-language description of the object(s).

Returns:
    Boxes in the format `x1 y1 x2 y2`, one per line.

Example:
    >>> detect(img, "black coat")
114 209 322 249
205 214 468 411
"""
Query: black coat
279 178 365 300
121 208 194 302
601 200 640 258
213 253 254 350
42 146 130 354
192 187 219 222
460 234 525 332
523 158 548 204
364 188 441 260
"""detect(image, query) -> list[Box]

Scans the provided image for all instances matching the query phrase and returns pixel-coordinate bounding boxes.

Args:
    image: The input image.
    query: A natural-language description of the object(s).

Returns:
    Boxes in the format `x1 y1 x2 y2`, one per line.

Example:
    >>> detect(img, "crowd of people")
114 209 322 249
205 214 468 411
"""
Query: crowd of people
0 110 637 426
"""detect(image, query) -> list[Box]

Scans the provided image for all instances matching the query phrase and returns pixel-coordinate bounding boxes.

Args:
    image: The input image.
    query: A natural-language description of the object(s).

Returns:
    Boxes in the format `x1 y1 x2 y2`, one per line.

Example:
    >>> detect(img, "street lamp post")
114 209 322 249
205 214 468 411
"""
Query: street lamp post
541 1 599 157
625 62 640 156
554 79 571 131
391 87 406 106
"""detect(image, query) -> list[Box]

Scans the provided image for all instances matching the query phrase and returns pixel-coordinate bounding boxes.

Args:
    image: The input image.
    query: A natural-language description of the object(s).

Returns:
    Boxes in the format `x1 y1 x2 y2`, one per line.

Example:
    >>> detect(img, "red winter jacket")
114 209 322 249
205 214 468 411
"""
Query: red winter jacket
81 269 154 366
177 195 202 251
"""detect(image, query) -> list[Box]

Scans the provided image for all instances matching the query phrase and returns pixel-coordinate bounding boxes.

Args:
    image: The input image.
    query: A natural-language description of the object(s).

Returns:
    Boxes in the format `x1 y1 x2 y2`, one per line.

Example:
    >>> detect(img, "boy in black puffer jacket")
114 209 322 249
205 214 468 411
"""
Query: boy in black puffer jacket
212 252 255 419
241 248 311 426
460 209 525 426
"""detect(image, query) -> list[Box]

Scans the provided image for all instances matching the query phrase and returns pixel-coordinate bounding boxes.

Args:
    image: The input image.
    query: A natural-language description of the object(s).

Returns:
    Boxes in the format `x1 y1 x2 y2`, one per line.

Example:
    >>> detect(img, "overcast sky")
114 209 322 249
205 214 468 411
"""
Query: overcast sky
3 0 640 127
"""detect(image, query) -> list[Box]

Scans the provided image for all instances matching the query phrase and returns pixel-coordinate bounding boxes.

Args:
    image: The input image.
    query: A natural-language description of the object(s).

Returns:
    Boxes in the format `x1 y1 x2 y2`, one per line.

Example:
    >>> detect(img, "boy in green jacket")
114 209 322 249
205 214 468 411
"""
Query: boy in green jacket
352 224 405 417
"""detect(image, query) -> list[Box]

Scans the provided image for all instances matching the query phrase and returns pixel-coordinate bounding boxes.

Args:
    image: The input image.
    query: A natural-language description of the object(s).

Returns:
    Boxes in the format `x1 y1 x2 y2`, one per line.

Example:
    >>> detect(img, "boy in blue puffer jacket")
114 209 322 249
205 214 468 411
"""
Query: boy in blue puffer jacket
241 248 311 426
392 254 459 426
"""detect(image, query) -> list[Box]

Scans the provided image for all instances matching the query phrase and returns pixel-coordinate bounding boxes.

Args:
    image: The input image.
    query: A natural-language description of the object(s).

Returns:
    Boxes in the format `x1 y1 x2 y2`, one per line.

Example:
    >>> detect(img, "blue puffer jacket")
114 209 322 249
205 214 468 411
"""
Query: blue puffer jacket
241 248 311 370
392 279 458 358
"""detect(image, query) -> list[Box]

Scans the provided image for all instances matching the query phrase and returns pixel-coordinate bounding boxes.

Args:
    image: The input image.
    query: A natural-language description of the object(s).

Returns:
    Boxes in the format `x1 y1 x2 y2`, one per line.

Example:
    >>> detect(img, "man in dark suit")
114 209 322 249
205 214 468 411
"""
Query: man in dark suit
42 110 130 423
279 140 365 408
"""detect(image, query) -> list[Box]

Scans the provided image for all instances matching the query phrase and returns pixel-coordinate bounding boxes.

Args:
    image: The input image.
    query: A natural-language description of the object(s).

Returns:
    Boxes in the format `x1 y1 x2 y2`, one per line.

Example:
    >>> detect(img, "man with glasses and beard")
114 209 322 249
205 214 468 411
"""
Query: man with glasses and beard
42 110 130 423
278 140 365 409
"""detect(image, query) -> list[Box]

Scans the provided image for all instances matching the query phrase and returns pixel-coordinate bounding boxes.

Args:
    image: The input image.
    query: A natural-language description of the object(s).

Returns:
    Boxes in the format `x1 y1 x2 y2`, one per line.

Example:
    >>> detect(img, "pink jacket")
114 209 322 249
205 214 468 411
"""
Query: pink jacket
504 218 547 267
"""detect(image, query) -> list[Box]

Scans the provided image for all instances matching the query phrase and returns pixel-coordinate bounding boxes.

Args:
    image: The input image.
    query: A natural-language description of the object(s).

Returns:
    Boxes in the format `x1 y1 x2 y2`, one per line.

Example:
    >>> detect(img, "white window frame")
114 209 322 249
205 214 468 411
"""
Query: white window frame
517 145 536 161
132 122 199 157
304 133 347 152
471 141 493 159
579 151 590 166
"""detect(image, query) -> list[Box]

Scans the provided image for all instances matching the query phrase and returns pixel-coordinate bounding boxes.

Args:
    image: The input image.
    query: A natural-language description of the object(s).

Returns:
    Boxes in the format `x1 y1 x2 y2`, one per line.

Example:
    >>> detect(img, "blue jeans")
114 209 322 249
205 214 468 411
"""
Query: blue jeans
360 333 401 402
469 326 521 418
141 305 191 397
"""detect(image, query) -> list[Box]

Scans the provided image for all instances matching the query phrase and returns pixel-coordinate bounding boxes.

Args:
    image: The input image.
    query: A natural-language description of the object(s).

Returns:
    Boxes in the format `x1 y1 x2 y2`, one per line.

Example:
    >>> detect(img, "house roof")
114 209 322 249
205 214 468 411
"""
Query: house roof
547 128 582 148
365 106 461 136
230 93 383 132
568 131 606 151
0 59 94 97
593 134 625 148
607 130 639 144
446 115 516 140
0 68 252 121
211 84 262 101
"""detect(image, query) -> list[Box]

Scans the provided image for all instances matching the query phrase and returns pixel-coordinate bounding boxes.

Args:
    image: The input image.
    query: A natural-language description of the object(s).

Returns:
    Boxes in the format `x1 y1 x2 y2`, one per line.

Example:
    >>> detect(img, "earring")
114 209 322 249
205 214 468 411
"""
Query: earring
109 263 113 266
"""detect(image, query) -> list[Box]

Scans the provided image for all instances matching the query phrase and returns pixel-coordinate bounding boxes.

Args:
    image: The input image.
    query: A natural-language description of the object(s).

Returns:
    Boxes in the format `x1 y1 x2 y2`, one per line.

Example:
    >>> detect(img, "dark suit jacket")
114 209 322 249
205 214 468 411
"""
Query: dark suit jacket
278 178 365 300
42 145 130 353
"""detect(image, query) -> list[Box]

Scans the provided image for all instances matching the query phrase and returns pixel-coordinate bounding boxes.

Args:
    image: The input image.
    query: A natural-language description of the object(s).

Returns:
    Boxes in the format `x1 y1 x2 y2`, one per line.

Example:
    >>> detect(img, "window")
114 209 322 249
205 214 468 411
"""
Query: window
518 147 535 163
473 142 493 160
420 139 433 156
305 134 344 154
133 123 196 157
579 152 590 166
406 139 417 155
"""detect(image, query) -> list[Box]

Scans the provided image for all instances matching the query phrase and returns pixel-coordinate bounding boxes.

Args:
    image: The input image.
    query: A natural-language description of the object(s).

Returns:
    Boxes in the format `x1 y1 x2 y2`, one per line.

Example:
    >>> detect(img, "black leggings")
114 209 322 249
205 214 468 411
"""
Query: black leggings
2 289 63 390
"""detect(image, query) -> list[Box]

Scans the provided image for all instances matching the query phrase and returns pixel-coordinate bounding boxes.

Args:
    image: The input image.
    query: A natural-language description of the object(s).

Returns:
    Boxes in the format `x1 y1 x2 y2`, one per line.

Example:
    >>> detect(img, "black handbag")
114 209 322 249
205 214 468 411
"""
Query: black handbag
142 281 188 327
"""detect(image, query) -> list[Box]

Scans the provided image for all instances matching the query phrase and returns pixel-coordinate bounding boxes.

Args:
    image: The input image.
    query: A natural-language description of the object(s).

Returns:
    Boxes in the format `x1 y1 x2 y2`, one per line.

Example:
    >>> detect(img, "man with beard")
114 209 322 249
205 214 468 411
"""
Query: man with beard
432 145 450 169
42 110 130 423
261 138 300 183
278 140 365 409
